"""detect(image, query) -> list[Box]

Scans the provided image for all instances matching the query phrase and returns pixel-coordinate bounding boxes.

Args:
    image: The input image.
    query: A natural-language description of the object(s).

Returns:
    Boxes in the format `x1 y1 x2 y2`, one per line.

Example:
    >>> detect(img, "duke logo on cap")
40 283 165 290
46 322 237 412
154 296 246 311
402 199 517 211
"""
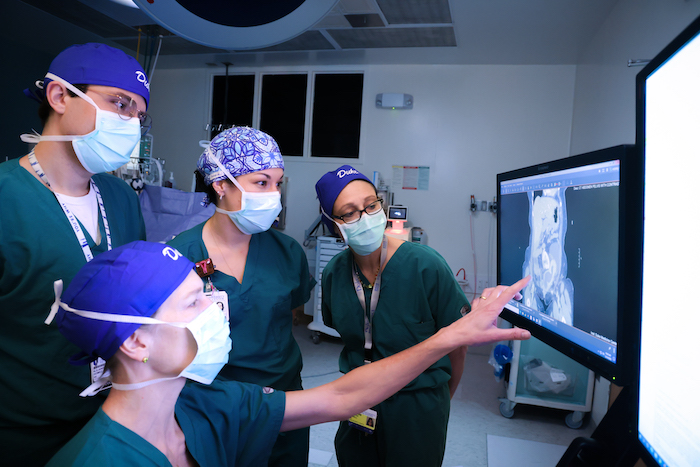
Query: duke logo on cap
45 43 151 109
337 167 360 178
315 165 374 232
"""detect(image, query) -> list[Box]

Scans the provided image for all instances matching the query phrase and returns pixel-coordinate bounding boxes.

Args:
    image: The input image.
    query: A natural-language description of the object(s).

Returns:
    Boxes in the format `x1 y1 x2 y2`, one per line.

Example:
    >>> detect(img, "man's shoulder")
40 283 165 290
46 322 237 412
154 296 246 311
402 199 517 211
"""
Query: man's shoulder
0 158 24 181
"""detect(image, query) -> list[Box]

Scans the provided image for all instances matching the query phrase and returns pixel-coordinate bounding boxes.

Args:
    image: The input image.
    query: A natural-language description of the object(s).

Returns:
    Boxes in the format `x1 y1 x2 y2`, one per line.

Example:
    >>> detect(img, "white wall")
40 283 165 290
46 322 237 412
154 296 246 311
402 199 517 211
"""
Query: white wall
147 1 700 427
570 0 700 425
570 0 700 154
149 64 577 293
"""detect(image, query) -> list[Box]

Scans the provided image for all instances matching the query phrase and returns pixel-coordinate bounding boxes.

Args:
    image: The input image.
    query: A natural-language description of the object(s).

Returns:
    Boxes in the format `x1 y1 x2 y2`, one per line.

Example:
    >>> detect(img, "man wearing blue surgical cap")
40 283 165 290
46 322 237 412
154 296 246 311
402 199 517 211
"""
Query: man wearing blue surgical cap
0 43 149 465
46 241 531 467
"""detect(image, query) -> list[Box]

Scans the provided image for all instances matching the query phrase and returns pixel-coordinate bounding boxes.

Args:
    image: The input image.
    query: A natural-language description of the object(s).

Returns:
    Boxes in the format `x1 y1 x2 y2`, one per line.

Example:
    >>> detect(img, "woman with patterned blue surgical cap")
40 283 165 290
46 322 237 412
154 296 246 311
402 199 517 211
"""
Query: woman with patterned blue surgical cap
168 127 315 466
46 241 530 467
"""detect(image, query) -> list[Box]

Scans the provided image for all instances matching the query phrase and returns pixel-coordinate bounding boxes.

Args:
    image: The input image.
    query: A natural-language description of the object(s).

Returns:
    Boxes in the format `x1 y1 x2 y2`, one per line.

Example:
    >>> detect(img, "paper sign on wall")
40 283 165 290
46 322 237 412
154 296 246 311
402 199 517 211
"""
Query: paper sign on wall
392 165 430 191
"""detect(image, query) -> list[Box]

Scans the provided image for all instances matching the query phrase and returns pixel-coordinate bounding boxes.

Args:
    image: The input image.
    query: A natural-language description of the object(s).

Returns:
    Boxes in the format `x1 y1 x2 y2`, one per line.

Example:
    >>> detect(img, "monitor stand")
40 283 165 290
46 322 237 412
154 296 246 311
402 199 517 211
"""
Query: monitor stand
385 220 410 241
556 386 641 467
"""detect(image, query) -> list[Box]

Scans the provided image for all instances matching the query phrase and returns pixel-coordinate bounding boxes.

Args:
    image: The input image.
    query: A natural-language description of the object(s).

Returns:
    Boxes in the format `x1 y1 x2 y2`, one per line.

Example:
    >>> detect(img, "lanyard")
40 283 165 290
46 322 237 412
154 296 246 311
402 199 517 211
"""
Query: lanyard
352 236 388 363
28 151 112 262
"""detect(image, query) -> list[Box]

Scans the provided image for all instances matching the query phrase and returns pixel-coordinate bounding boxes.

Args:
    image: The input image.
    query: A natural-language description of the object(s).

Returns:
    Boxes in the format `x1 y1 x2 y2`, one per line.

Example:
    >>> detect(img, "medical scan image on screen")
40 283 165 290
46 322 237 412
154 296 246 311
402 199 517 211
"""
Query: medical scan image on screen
521 187 575 325
499 160 620 361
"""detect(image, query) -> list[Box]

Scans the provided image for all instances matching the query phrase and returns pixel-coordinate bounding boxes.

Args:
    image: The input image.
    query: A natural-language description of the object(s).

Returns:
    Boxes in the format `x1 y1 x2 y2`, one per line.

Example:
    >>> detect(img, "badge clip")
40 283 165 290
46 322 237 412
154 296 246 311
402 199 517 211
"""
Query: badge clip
195 258 215 278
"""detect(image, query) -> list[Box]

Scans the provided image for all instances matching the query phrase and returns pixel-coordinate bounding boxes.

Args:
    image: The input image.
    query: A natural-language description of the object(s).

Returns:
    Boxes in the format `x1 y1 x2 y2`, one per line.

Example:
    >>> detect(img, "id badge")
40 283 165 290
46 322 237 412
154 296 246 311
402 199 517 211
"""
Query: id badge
90 357 111 391
348 409 377 434
206 289 229 321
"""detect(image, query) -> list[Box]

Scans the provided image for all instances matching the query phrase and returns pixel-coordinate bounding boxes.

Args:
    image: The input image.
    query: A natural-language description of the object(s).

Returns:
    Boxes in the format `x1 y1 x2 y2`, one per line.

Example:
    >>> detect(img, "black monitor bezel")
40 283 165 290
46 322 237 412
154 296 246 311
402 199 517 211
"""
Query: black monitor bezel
633 14 700 467
387 205 408 220
496 144 641 387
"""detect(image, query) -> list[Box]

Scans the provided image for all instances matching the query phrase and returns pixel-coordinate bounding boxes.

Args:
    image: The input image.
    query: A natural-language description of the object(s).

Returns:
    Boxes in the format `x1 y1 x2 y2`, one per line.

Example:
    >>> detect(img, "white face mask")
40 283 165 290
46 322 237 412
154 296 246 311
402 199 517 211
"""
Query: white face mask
335 209 387 256
210 152 282 235
47 291 231 397
20 73 141 174
112 302 232 391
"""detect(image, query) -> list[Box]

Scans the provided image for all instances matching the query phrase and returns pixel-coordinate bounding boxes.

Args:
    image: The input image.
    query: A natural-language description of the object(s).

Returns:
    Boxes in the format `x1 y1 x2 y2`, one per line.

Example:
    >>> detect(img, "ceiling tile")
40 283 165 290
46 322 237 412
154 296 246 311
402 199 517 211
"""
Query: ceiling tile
329 26 456 49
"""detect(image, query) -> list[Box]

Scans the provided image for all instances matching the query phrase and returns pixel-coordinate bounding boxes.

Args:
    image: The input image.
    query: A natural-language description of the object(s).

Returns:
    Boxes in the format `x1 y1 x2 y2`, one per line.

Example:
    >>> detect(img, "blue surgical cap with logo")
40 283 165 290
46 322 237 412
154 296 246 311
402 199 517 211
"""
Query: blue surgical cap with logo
315 165 374 232
52 241 194 365
44 43 150 109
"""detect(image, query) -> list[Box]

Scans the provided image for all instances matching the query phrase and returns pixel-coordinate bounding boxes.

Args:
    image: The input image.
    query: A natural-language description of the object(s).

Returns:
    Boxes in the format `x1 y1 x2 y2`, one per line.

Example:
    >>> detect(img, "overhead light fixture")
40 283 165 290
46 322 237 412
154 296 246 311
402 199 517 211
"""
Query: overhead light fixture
109 0 139 8
376 93 413 110
132 0 338 50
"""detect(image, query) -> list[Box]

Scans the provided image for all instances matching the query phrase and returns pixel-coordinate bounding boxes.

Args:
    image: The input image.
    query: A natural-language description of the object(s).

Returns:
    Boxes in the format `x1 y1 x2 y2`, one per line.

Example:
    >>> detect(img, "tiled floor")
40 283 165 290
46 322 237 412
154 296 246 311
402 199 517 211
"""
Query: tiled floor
293 322 595 467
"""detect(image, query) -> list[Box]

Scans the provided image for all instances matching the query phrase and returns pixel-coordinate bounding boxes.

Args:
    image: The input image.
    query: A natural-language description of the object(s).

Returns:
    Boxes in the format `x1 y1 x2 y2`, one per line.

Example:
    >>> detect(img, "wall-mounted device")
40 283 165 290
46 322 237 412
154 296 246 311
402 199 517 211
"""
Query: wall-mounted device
387 205 407 227
385 205 410 241
375 93 413 109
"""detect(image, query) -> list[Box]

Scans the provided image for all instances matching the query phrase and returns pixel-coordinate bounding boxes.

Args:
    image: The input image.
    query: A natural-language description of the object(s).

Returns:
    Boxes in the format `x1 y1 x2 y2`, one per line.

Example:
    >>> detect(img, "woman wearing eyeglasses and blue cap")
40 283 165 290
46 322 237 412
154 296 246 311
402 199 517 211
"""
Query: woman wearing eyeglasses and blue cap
46 240 530 466
167 127 315 466
315 166 472 467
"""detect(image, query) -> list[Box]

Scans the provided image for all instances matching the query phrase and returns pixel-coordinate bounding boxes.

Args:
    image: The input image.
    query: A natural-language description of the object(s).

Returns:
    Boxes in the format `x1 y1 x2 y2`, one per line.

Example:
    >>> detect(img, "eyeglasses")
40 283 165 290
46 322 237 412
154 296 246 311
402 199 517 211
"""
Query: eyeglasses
333 199 384 224
88 89 152 136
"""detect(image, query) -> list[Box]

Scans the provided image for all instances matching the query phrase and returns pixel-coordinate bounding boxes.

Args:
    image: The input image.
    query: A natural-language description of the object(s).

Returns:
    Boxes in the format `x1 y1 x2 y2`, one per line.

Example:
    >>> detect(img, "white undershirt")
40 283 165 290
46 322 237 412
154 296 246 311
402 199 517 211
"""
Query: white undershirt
54 185 100 244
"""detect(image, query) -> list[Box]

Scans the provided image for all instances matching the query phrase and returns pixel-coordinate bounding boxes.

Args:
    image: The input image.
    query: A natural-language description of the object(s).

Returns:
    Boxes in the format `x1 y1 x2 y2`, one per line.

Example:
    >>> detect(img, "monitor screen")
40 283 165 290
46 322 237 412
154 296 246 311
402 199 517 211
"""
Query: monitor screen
497 145 639 386
387 206 407 220
635 15 700 467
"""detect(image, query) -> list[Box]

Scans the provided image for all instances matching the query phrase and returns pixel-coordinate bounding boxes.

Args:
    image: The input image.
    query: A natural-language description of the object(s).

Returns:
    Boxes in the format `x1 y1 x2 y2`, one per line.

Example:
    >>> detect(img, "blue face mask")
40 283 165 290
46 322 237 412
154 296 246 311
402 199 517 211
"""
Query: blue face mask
336 210 387 256
211 154 283 235
20 74 141 174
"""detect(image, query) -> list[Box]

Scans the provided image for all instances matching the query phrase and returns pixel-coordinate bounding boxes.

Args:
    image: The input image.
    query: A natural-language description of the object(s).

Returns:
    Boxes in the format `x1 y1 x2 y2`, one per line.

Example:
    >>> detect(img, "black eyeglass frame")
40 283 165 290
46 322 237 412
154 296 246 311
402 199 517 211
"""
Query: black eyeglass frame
332 198 384 224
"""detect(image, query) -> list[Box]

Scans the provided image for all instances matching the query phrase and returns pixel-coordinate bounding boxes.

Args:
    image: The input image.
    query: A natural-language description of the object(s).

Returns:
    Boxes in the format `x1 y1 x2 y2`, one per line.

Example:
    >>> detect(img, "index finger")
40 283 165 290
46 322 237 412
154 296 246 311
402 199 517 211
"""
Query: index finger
479 276 531 308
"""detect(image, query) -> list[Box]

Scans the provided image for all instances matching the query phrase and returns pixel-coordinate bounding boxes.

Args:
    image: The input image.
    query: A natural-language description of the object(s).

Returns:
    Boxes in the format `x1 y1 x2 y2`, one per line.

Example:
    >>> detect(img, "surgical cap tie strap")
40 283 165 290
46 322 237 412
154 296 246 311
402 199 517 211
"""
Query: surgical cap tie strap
79 371 183 397
46 280 190 328
46 279 200 397
80 370 113 397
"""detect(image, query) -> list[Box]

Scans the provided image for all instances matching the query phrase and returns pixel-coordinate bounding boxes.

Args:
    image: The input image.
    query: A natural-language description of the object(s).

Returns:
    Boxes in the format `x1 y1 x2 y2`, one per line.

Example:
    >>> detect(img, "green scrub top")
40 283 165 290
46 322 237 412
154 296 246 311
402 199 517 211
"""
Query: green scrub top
0 158 146 465
46 379 286 467
168 223 315 391
323 241 469 466
321 241 469 391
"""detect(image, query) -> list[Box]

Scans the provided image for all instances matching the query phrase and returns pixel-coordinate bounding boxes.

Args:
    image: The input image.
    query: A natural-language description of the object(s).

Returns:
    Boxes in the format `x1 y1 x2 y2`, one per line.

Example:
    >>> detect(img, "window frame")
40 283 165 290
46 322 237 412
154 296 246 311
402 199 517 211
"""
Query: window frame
207 67 366 163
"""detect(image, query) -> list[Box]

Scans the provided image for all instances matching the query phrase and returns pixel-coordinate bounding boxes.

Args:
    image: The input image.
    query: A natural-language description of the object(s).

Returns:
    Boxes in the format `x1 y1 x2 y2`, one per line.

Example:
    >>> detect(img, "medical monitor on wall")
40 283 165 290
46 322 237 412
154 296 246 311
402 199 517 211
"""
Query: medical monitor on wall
387 205 408 221
635 14 700 467
497 145 640 386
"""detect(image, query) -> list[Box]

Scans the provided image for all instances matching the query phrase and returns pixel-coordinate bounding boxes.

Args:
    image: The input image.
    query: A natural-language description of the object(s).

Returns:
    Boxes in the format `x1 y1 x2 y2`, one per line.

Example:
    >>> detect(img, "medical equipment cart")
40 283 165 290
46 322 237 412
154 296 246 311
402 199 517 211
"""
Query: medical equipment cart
308 236 345 343
498 337 595 429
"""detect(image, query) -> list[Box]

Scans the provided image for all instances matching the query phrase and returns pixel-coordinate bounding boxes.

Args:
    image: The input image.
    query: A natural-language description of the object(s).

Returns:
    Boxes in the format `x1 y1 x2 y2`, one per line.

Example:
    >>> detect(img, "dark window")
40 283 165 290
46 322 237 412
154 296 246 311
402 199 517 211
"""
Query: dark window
260 74 308 156
211 74 255 139
311 73 363 158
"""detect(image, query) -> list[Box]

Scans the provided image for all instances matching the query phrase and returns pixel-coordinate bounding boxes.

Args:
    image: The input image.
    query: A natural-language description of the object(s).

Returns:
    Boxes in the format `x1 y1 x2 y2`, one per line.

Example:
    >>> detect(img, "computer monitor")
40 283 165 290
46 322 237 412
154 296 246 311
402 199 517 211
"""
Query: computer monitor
497 144 640 387
387 205 408 221
635 14 700 467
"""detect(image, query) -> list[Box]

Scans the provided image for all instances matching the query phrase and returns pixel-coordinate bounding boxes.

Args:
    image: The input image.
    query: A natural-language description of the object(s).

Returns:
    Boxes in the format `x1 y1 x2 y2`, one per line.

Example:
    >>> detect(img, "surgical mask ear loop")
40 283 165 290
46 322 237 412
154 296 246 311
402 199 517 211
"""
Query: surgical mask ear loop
209 150 248 207
321 207 347 243
20 73 139 147
45 73 101 111
20 74 103 145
